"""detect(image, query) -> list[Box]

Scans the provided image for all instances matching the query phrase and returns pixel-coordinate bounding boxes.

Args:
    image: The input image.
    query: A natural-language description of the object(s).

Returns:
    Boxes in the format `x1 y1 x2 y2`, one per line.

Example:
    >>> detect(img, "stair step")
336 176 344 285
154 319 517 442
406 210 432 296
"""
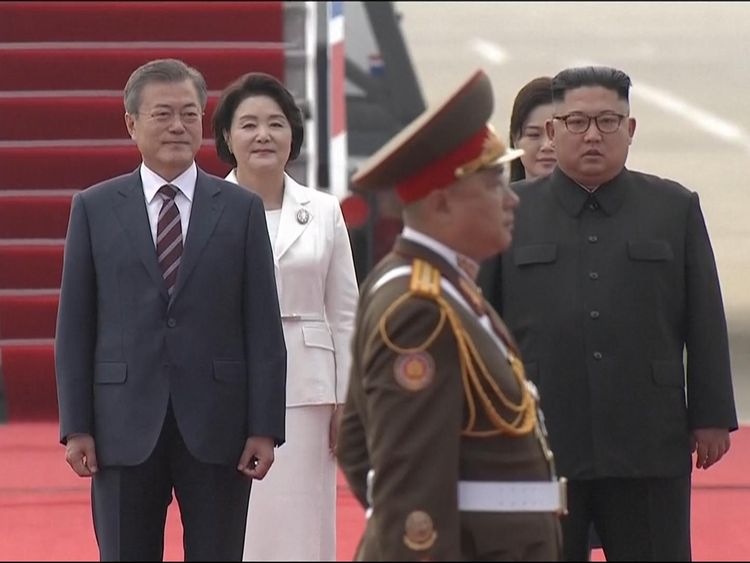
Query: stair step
0 195 72 239
0 145 231 191
0 47 285 91
0 294 59 339
0 342 57 421
0 245 64 290
0 1 283 43
0 96 220 141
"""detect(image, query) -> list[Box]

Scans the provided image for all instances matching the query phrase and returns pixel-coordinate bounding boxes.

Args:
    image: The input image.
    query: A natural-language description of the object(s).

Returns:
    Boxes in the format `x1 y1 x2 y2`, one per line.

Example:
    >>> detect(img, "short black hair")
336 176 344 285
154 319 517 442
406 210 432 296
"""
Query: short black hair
509 76 553 182
551 66 632 103
212 72 304 166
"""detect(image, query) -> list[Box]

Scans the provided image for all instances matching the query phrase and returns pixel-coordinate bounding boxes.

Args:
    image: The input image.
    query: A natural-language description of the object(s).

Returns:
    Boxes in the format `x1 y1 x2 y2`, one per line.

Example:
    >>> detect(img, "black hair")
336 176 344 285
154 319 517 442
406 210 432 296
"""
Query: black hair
509 76 553 182
212 72 304 166
551 66 631 103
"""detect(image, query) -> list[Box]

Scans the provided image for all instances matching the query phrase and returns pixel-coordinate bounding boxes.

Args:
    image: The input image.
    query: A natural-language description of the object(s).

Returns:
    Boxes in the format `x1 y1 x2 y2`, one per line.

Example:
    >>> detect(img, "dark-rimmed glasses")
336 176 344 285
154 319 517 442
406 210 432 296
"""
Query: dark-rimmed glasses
553 112 626 134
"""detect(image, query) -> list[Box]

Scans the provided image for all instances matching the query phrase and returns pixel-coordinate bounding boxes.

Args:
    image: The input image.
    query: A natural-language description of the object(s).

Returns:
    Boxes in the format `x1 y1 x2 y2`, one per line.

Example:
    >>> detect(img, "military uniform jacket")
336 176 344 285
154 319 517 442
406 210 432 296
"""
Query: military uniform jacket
481 167 738 480
338 236 560 561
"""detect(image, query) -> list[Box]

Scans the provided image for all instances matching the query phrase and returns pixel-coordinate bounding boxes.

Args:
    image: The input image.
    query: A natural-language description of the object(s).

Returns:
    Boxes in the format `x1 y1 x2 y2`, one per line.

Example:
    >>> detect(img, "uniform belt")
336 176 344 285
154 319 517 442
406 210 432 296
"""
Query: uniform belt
458 478 567 514
365 470 567 517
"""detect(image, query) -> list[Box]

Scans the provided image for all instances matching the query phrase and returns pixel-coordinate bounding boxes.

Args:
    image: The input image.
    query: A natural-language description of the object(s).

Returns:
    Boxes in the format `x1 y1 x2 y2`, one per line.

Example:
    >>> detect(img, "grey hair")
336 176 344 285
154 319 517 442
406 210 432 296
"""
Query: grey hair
123 58 208 114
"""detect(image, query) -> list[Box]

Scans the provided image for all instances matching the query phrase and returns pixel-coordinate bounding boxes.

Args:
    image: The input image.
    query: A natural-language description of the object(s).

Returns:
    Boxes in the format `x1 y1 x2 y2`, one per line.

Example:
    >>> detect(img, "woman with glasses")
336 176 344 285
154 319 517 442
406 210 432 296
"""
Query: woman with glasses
212 72 359 561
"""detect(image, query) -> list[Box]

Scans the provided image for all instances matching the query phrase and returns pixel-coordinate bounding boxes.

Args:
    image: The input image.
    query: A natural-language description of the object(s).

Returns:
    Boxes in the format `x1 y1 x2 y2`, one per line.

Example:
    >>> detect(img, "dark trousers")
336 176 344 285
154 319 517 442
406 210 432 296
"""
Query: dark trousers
562 476 691 561
91 403 252 561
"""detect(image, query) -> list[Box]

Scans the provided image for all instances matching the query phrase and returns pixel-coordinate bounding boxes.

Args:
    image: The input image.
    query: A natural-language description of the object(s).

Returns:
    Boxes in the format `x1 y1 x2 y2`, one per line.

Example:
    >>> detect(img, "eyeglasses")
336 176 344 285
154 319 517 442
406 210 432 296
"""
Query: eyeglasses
553 112 626 134
137 109 204 125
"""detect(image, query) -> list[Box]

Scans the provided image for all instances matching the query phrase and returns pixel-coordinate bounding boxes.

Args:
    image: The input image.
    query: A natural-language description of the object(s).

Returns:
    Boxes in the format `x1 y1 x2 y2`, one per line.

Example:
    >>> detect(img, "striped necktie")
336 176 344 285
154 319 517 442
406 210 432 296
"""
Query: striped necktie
156 184 183 296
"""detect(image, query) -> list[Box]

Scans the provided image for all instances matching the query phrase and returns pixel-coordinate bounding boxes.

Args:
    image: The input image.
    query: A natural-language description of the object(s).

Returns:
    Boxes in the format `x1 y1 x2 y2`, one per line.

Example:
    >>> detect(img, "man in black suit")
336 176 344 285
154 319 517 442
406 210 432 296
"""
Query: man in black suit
55 58 287 561
479 66 737 561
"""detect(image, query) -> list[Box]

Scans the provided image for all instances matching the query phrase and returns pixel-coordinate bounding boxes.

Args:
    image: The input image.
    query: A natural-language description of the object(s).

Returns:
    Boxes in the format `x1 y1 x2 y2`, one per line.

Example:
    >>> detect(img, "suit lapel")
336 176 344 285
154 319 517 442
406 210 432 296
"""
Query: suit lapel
112 169 169 302
274 173 312 261
171 169 224 303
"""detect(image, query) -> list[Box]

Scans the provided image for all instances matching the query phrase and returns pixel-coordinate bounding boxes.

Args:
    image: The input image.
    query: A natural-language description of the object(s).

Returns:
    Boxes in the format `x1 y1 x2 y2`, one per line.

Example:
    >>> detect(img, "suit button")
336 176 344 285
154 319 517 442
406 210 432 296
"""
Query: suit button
593 351 603 360
589 272 599 280
167 318 177 328
587 235 598 243
590 310 600 319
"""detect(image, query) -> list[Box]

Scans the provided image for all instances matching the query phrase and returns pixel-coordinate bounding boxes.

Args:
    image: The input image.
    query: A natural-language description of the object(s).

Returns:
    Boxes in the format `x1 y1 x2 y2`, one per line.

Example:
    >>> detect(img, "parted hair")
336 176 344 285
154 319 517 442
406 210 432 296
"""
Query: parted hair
509 76 553 182
551 66 631 103
212 72 304 167
123 58 208 114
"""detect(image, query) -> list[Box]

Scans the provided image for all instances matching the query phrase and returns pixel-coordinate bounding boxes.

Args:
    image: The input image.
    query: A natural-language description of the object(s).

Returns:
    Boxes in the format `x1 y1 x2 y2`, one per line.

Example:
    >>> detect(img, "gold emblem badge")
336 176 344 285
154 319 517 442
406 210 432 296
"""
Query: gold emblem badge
393 352 435 391
403 510 438 551
296 208 310 224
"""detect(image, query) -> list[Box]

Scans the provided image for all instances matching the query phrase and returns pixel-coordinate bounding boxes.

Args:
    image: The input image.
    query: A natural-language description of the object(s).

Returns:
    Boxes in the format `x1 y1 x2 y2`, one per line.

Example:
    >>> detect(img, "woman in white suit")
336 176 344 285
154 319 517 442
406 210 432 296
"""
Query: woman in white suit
212 72 359 561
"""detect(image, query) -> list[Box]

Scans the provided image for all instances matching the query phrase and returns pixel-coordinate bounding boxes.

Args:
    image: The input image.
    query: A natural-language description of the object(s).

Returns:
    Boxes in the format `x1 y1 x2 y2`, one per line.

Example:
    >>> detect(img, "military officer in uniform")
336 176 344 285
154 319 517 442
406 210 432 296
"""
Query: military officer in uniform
337 69 564 561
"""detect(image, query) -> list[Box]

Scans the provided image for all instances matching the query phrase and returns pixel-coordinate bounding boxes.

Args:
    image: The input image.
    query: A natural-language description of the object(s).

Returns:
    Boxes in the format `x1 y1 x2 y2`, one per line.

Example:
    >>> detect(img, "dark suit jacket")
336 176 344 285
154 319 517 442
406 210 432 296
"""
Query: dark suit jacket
479 167 737 480
55 167 287 467
339 237 559 561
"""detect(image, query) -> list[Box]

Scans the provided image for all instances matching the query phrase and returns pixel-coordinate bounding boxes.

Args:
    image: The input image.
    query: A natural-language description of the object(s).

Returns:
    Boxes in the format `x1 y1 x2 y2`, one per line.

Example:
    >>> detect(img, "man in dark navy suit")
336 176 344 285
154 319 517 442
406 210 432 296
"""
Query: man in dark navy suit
55 58 287 561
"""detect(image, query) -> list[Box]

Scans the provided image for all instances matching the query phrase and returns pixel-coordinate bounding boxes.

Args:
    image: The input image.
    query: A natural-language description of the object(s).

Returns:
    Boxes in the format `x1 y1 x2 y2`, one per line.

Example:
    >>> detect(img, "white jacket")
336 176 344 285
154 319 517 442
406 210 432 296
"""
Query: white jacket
226 170 358 406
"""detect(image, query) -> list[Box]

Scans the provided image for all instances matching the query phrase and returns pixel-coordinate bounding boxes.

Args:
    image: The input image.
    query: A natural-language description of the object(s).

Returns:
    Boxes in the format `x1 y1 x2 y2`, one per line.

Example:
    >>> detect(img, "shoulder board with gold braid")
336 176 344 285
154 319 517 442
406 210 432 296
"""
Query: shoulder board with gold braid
406 259 537 438
409 258 442 299
377 258 445 356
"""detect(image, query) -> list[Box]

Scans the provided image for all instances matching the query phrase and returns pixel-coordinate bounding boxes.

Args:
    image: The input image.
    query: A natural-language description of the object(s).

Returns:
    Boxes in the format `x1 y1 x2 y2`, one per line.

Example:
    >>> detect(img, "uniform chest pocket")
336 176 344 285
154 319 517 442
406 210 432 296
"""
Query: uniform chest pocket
628 240 673 262
513 243 557 266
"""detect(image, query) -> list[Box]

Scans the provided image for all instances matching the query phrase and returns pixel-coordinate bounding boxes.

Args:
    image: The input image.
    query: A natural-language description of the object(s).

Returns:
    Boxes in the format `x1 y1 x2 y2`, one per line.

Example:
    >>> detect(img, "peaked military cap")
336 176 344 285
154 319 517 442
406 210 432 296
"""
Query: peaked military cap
352 69 523 203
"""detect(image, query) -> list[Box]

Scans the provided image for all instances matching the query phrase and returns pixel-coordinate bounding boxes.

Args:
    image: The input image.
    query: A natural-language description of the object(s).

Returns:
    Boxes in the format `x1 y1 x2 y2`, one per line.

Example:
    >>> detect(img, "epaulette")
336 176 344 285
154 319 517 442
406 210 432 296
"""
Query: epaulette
409 258 441 299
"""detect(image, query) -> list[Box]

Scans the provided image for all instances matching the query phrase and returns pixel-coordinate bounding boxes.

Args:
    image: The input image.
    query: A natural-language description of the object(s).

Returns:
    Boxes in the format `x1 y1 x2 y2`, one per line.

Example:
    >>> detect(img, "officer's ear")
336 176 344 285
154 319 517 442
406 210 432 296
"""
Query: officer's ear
430 187 453 218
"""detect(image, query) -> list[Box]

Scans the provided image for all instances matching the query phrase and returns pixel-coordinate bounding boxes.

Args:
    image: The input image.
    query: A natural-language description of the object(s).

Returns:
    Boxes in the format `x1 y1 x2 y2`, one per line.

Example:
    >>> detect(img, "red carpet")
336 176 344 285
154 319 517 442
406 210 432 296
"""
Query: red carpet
0 422 748 561
0 48 285 91
0 97 223 142
0 2 283 43
0 1 285 422
0 422 365 561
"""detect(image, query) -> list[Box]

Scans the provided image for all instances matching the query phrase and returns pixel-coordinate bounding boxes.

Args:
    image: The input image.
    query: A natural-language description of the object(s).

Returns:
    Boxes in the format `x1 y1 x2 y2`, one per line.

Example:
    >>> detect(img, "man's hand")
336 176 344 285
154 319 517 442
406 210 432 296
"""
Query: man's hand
691 428 731 470
237 436 275 479
329 405 344 457
65 433 98 477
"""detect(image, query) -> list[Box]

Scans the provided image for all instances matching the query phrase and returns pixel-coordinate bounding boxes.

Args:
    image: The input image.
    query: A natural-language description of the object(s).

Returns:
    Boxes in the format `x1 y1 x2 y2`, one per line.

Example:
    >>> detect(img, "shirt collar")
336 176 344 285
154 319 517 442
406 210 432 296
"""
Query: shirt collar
552 166 630 216
401 226 479 282
141 162 197 204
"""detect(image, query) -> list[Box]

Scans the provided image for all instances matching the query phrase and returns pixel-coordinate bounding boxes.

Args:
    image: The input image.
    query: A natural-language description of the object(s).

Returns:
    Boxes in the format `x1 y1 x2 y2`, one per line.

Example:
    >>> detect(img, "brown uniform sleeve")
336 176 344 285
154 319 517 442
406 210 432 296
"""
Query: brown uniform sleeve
361 293 464 560
338 378 371 508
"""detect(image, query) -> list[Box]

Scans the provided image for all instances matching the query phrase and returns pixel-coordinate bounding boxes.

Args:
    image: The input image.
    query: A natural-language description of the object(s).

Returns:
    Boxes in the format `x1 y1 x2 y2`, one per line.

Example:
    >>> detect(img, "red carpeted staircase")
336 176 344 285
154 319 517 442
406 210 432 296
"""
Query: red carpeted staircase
0 1 291 421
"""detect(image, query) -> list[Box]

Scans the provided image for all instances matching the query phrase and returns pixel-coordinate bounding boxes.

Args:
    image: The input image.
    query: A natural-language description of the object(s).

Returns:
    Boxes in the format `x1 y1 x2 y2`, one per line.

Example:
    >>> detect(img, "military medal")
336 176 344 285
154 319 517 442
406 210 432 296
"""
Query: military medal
296 208 310 224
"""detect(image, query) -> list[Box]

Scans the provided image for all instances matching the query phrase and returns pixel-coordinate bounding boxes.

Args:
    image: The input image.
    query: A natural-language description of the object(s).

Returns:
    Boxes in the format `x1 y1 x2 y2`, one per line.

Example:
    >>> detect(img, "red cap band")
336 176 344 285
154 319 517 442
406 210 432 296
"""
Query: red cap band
395 126 490 204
